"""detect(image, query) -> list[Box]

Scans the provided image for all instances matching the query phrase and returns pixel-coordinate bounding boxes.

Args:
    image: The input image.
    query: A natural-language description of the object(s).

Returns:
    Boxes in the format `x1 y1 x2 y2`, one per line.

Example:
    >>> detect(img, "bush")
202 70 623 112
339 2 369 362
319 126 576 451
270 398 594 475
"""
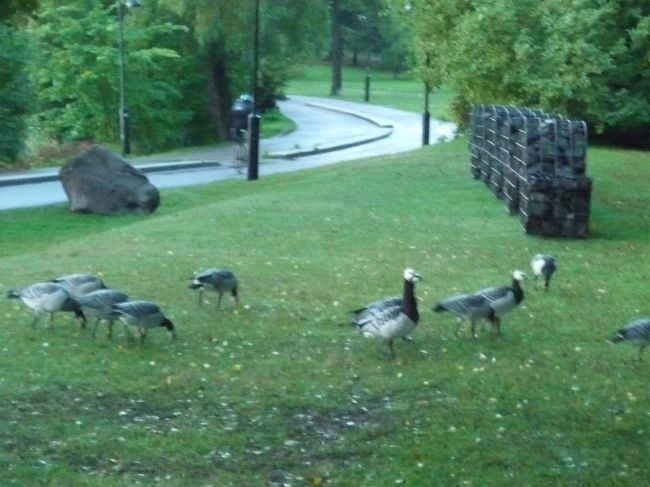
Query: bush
0 23 32 163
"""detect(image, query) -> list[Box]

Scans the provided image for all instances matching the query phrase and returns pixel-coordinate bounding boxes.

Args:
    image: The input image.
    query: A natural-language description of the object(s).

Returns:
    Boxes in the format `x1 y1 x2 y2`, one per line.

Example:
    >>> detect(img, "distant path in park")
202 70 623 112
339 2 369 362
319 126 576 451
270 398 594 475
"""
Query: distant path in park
0 96 456 210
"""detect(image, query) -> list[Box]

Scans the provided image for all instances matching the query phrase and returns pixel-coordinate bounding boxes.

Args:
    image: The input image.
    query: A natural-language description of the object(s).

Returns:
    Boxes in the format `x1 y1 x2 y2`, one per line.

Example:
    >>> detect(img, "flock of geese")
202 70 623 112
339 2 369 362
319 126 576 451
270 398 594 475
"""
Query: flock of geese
349 253 650 362
6 268 238 345
5 256 650 360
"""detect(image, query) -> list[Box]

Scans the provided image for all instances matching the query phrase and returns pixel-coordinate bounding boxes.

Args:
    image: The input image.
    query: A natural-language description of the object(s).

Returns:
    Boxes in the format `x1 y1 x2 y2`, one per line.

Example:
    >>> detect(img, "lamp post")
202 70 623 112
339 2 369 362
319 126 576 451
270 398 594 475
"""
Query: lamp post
247 0 261 181
422 52 431 146
117 0 141 157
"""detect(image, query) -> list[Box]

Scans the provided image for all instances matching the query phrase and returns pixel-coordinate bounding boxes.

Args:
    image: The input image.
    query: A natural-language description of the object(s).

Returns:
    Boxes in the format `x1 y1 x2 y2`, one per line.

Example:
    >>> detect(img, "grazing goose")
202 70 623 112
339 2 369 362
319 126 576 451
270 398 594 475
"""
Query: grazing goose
433 292 493 338
7 282 86 328
434 270 525 338
189 268 239 308
75 289 130 339
475 270 526 336
111 300 176 346
350 268 422 359
611 317 650 362
530 254 558 290
52 273 106 298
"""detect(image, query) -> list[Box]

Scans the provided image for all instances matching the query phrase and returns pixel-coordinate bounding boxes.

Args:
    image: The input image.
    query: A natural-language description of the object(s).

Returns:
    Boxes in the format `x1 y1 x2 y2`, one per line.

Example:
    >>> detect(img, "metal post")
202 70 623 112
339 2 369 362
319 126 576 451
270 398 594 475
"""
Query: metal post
422 53 431 146
247 0 261 181
117 1 129 156
117 1 140 157
364 73 370 102
422 82 430 146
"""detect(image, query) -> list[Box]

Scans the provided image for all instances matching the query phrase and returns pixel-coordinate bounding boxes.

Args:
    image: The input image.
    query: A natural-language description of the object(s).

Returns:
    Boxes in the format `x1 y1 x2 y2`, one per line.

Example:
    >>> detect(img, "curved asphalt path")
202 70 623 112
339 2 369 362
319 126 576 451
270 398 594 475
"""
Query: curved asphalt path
0 95 456 211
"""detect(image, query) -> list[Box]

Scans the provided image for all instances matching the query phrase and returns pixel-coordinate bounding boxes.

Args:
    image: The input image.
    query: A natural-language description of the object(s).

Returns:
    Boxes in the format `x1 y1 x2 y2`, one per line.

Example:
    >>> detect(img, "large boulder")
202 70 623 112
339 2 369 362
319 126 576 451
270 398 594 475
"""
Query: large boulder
59 145 160 215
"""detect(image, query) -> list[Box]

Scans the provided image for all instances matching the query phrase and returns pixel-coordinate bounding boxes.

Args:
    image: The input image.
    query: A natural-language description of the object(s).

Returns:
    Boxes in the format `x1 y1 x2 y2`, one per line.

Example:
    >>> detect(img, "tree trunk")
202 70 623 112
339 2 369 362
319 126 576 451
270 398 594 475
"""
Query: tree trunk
330 0 342 96
206 41 233 141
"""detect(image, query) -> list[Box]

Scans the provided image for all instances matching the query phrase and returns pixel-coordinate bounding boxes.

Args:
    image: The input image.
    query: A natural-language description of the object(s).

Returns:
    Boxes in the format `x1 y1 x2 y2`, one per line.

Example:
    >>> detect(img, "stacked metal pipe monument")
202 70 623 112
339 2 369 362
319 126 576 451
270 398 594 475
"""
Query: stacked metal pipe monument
469 104 591 238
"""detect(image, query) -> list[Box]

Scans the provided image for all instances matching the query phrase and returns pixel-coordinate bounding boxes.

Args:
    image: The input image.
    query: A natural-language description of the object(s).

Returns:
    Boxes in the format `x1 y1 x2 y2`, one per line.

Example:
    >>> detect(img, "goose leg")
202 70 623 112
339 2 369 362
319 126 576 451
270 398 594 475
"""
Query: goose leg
232 287 239 306
92 318 101 339
470 321 477 339
197 289 204 307
454 318 463 337
31 313 40 328
387 340 396 360
139 328 147 346
217 292 224 309
491 316 502 336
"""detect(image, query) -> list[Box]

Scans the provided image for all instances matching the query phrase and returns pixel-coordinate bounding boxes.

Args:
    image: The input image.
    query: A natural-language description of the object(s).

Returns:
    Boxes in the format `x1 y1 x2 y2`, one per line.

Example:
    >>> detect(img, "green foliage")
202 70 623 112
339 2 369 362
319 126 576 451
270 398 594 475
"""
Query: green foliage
1 141 650 484
28 0 198 154
411 0 650 142
0 23 32 163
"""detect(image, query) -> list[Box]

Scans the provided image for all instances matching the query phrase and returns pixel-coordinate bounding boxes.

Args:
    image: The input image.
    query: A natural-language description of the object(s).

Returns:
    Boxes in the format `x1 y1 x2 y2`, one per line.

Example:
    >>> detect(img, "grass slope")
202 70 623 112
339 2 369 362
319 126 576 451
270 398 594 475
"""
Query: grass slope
1 139 649 485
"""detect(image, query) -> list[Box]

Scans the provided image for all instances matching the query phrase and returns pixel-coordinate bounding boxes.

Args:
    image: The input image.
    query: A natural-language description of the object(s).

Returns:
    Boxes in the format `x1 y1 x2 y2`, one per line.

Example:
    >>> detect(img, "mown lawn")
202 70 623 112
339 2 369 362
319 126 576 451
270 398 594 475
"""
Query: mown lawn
1 138 649 486
288 63 454 121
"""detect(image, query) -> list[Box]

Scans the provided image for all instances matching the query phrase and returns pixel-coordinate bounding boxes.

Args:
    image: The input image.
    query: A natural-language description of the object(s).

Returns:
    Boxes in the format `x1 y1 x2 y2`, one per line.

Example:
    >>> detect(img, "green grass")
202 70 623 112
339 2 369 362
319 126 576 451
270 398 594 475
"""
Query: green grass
288 63 454 121
1 138 650 485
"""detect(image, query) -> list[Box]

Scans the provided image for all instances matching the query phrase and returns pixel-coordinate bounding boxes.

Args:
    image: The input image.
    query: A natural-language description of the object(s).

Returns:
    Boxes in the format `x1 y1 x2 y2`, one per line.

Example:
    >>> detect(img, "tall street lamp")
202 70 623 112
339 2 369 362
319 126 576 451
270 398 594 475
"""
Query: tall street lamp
117 0 141 157
247 0 261 181
422 52 431 146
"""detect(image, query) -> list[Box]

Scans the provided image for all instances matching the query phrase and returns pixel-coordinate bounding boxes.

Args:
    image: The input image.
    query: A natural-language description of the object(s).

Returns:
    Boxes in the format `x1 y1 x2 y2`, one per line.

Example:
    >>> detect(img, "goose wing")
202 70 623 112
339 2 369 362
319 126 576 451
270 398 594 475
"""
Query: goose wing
349 296 401 324
616 318 650 342
354 300 403 335
434 293 491 318
197 268 235 284
78 289 129 313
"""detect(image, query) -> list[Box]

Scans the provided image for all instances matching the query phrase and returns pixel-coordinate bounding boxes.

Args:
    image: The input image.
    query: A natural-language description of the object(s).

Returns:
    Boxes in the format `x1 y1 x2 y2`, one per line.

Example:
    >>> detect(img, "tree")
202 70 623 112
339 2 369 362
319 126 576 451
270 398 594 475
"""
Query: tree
164 0 327 139
329 0 343 95
0 23 32 163
409 0 650 143
29 0 194 154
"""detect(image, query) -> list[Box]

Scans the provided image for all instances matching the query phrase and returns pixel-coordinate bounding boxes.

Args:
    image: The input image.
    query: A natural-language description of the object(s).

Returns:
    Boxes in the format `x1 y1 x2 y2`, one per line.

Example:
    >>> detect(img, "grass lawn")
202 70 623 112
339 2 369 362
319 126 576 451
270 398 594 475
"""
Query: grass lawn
1 136 649 485
287 63 454 121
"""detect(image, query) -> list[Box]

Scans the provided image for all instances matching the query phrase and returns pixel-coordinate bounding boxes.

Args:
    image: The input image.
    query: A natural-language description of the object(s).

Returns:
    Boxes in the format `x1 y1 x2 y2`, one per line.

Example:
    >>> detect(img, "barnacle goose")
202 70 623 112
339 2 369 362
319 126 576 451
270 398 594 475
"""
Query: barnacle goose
349 268 422 359
189 268 239 308
52 273 107 298
110 300 176 346
434 270 525 338
75 289 130 339
7 282 86 328
530 254 558 291
475 270 526 336
433 292 493 338
611 318 650 362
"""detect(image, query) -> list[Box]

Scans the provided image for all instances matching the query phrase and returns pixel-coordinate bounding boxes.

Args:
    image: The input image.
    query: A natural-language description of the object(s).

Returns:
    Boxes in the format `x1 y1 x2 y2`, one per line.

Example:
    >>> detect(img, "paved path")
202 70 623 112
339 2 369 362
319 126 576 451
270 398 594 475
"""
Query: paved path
0 96 456 211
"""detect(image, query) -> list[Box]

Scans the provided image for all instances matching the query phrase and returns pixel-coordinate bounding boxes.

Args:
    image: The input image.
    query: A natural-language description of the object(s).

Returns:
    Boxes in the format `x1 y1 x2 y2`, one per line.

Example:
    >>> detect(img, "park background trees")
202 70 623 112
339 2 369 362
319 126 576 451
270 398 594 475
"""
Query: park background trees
0 0 648 164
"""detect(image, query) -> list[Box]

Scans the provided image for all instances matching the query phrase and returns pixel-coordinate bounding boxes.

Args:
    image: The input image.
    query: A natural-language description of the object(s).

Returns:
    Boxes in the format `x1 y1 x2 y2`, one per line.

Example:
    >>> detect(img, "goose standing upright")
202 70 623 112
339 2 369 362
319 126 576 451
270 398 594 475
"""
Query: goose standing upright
75 289 130 339
350 268 422 359
189 268 239 308
434 270 525 338
610 317 650 362
7 282 87 328
476 270 526 336
111 300 176 346
530 254 558 291
52 273 107 298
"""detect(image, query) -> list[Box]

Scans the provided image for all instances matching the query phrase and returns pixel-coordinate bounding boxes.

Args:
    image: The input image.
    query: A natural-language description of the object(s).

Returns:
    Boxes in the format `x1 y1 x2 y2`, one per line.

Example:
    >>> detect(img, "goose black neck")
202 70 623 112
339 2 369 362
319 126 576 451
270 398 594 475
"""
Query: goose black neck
511 278 524 304
401 279 419 323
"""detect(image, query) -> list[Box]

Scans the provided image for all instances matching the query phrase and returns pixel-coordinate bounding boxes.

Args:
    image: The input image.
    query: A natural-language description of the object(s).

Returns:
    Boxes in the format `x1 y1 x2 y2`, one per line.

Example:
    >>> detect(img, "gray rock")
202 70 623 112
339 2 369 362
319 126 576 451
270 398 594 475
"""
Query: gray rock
59 145 159 215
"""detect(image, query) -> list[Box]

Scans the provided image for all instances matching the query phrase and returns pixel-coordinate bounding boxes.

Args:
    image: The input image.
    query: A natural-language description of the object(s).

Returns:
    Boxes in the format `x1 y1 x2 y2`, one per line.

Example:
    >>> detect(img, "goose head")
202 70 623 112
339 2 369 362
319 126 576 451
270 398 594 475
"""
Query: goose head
403 268 422 283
